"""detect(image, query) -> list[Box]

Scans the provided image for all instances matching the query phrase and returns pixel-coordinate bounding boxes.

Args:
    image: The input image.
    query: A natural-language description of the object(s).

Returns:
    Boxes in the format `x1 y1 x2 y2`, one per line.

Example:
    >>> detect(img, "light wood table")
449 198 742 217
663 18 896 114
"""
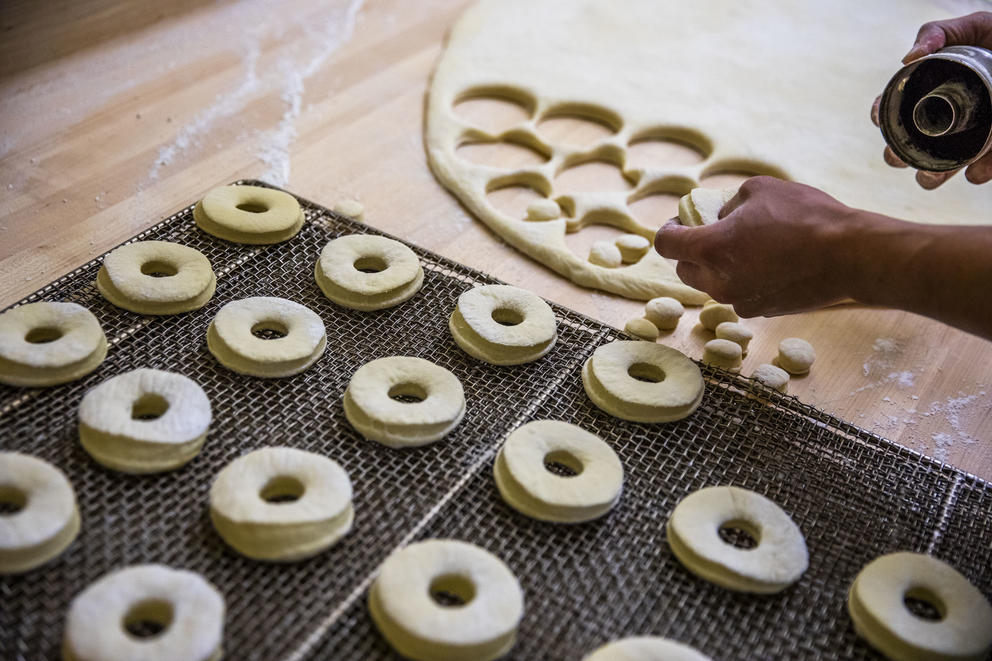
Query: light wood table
2 0 990 480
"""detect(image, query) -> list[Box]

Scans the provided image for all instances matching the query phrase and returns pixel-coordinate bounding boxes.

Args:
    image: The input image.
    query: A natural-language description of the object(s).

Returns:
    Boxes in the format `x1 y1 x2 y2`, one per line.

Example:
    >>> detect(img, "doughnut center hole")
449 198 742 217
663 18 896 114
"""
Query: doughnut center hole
24 327 63 344
251 320 289 340
353 256 388 273
903 586 946 621
260 475 305 504
491 307 524 326
131 393 169 421
718 519 760 550
139 260 178 278
429 573 476 608
628 362 665 383
544 449 583 477
122 599 173 639
0 486 27 515
388 382 427 404
236 201 269 213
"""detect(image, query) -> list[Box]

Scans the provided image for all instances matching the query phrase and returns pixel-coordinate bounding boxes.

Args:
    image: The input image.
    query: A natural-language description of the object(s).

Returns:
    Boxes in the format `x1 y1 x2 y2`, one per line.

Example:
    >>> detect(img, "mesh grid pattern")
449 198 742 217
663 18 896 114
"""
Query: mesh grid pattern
1 181 989 661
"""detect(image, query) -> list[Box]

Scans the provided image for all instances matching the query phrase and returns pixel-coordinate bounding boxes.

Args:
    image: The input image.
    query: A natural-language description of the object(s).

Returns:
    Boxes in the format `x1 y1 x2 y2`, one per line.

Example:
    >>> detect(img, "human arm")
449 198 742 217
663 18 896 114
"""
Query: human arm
653 176 992 340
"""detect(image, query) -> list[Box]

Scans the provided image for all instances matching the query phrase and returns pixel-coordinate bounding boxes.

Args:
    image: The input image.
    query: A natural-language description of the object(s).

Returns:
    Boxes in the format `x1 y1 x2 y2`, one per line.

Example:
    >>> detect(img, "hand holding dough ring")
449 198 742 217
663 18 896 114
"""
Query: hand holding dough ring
194 184 303 244
582 340 704 423
207 297 326 378
582 636 713 661
62 564 224 661
315 234 424 311
847 552 992 661
343 356 466 448
666 485 808 594
0 302 107 388
369 539 524 661
210 446 354 562
494 420 623 523
78 368 211 474
449 285 558 365
0 452 80 574
96 241 216 315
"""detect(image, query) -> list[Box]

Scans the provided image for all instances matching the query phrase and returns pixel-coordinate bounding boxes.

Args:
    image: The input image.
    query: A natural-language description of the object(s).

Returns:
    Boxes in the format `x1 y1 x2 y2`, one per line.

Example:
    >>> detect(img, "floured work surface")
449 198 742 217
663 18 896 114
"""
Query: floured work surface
1 181 990 660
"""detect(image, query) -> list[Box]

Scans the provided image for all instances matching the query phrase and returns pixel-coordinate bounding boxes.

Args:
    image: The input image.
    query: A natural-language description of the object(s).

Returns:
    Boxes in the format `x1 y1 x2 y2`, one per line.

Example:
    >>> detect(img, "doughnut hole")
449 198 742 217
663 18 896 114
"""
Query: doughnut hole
903 586 946 621
628 362 665 383
543 449 583 478
260 475 305 504
388 382 428 404
353 255 389 274
429 573 476 608
122 599 174 639
491 307 524 327
235 201 270 213
0 485 27 515
251 320 289 340
24 326 63 344
718 518 761 550
139 260 179 278
131 393 169 421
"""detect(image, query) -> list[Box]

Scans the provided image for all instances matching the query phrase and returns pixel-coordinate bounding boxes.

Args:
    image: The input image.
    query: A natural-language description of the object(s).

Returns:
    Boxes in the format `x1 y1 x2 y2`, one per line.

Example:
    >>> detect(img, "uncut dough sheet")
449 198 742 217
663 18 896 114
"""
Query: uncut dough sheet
425 0 991 301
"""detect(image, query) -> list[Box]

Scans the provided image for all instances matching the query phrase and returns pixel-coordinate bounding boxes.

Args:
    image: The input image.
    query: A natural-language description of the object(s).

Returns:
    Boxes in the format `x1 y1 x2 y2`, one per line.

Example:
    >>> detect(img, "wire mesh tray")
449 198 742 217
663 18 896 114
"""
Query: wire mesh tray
2 180 990 661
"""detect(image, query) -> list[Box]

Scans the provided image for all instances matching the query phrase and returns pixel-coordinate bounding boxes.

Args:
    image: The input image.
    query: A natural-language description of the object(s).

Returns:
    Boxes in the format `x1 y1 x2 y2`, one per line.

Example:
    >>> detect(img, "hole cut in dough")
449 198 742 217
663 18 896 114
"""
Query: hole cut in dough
453 89 535 134
627 130 711 169
457 139 549 169
553 159 634 195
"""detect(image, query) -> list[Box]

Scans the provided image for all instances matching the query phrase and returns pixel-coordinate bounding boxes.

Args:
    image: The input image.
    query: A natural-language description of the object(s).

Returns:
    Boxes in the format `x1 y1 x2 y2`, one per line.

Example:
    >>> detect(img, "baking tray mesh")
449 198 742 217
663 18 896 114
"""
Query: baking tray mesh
1 180 989 661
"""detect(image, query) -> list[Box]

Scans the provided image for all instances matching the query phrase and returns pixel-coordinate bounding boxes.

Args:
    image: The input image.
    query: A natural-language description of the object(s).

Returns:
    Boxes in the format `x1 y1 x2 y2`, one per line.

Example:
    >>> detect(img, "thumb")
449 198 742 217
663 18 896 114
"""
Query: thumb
903 21 947 63
654 219 706 261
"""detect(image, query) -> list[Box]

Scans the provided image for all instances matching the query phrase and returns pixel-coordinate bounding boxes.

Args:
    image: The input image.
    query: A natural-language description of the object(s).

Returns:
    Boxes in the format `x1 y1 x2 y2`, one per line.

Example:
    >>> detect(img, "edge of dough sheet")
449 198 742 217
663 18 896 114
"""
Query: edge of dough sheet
425 0 989 303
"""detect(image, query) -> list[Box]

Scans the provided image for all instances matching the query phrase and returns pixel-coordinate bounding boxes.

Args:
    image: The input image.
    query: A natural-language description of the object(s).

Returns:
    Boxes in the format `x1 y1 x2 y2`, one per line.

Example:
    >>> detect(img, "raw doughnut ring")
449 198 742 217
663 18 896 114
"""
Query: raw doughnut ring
314 234 424 311
96 241 215 315
582 636 713 661
0 302 108 388
666 485 808 594
207 297 326 378
582 340 703 423
847 552 992 661
62 564 224 661
369 539 524 661
210 446 353 562
78 368 212 474
449 285 557 365
343 356 466 448
194 184 303 244
0 452 80 574
493 420 623 523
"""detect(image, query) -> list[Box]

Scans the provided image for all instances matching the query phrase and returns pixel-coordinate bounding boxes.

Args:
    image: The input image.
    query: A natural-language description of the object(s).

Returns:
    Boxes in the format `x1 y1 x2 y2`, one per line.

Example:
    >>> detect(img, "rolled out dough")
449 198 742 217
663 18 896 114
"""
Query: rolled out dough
425 0 989 302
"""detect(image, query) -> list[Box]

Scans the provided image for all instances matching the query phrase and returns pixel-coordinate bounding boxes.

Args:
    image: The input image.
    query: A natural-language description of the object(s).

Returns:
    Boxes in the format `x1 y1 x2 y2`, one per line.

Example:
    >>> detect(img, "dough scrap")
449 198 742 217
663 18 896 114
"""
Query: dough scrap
210 446 353 562
702 338 742 371
449 284 558 365
777 337 815 375
493 420 623 523
714 321 753 355
644 297 684 331
526 199 561 221
0 301 108 388
333 199 365 222
194 184 303 245
582 340 704 423
588 241 622 268
624 318 658 342
78 368 212 474
847 552 992 661
0 452 80 574
369 539 524 661
615 234 650 263
751 363 789 394
63 564 224 661
666 485 808 594
315 234 425 311
96 241 216 315
678 186 739 227
582 636 713 661
698 303 738 331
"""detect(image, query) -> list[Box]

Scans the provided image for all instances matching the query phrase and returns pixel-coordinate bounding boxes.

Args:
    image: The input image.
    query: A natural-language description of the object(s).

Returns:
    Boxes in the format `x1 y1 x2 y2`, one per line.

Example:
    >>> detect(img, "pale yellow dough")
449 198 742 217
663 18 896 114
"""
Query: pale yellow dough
702 338 742 371
715 321 753 355
582 636 713 661
624 318 658 342
209 446 353 562
0 452 80 574
777 337 815 375
96 241 216 315
449 284 557 365
678 187 739 227
194 184 303 244
589 241 622 268
315 234 424 311
62 564 224 661
582 340 704 423
493 420 623 523
751 363 789 394
644 297 684 331
333 199 365 222
369 539 524 661
0 301 108 388
698 303 738 331
615 234 650 263
526 199 561 221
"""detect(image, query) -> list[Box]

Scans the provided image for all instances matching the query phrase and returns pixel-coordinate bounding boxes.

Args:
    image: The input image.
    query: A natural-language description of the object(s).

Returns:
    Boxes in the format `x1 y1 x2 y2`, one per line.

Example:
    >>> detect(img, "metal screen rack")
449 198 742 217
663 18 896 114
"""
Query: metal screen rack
1 180 989 661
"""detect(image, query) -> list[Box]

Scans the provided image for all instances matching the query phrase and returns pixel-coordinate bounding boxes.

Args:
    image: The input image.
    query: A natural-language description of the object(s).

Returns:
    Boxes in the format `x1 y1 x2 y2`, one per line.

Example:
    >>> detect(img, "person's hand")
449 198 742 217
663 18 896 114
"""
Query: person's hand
653 177 865 317
871 11 992 189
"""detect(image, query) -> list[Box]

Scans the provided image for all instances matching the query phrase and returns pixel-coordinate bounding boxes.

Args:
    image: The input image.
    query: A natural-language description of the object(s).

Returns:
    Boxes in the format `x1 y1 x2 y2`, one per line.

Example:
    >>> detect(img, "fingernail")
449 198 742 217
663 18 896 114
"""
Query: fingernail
916 171 946 189
902 46 925 64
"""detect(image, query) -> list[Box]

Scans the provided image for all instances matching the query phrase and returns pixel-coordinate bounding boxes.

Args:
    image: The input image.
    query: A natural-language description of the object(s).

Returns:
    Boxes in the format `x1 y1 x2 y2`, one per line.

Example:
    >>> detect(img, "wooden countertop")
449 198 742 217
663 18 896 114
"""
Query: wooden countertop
2 0 990 480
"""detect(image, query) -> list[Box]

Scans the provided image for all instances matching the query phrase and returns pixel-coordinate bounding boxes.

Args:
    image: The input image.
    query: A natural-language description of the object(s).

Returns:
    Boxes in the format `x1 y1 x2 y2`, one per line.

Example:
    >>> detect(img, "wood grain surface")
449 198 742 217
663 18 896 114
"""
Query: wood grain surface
1 0 990 480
